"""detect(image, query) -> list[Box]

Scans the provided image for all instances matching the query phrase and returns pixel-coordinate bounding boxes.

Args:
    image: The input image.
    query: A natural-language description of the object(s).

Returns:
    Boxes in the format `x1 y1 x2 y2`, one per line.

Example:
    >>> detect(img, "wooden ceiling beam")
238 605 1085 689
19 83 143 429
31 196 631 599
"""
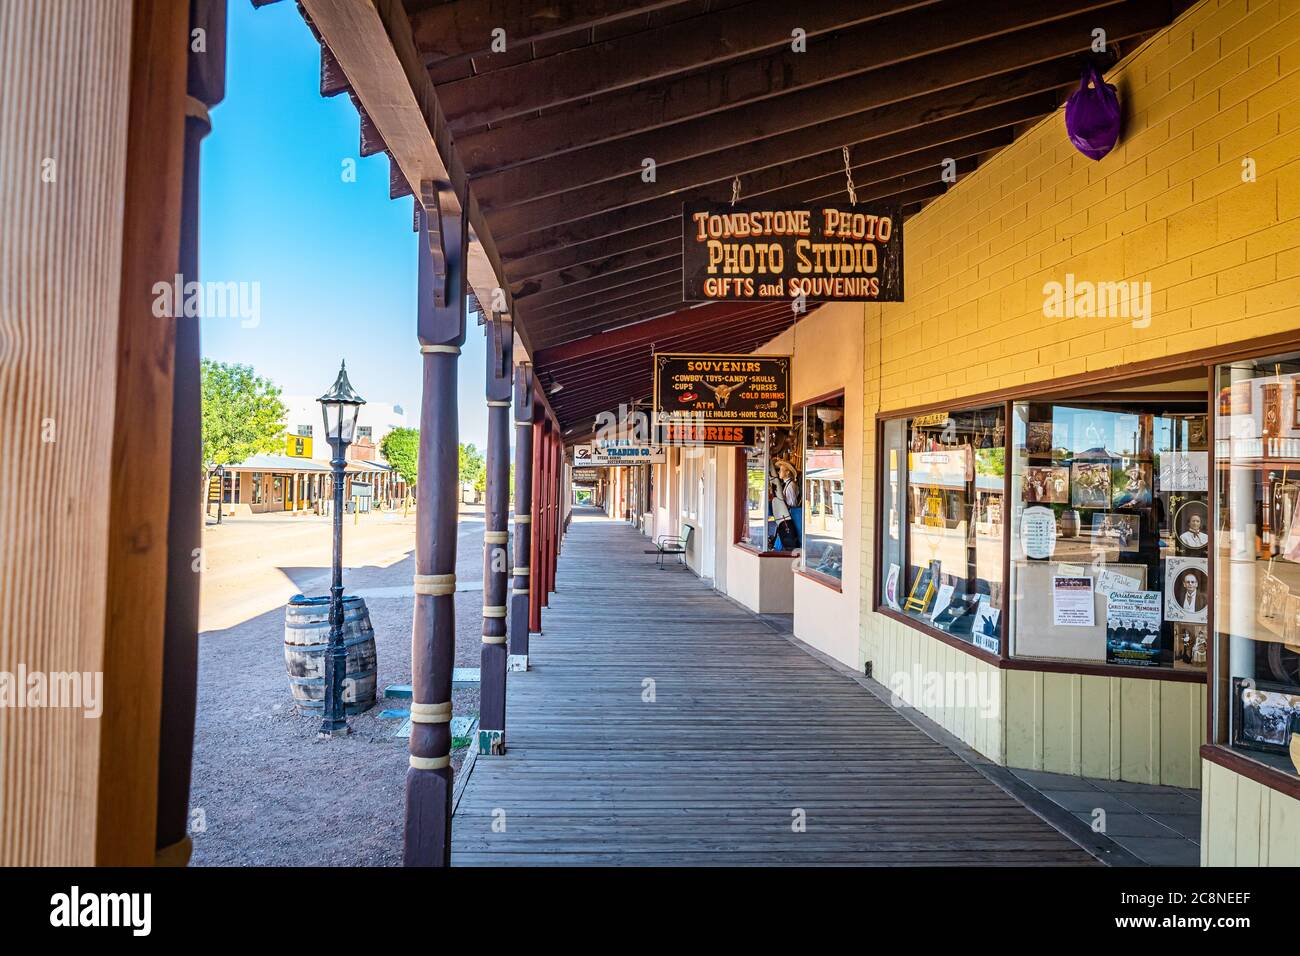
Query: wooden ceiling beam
477 0 1169 223
522 262 682 314
504 126 1013 282
408 0 688 61
494 96 1049 261
436 0 932 128
530 283 684 329
459 0 1116 176
483 59 1078 237
510 238 679 298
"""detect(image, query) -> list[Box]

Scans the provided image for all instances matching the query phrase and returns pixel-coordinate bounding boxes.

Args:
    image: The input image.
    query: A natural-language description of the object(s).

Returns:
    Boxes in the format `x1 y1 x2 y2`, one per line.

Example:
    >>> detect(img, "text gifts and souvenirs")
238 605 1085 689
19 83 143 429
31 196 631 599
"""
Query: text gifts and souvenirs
682 202 904 302
653 353 791 426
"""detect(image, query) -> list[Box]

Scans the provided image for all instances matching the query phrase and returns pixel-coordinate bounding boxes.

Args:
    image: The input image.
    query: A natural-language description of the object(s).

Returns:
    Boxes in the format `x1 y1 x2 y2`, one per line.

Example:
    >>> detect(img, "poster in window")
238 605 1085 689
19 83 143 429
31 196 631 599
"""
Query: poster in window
1172 623 1207 671
884 563 901 610
1020 505 1058 559
1052 576 1096 627
1070 461 1112 508
1023 465 1069 504
1091 511 1139 548
1164 556 1208 624
1159 451 1208 492
972 598 1001 654
1111 460 1153 509
1105 589 1164 667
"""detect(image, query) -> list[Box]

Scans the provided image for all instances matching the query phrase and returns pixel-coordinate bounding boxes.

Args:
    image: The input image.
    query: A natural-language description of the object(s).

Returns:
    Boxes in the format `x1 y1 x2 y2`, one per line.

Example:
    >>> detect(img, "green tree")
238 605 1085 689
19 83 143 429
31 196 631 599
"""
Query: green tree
380 427 420 489
200 359 287 468
459 442 486 493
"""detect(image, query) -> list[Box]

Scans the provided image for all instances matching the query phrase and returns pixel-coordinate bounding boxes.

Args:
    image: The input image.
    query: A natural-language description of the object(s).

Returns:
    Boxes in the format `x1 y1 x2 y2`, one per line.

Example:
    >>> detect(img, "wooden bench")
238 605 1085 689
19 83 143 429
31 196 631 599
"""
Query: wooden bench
653 525 693 569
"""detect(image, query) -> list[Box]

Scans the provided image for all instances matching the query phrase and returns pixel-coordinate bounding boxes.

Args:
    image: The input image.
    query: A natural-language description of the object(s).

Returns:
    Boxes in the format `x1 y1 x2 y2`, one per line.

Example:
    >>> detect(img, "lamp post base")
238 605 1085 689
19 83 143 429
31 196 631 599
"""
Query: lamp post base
317 721 351 738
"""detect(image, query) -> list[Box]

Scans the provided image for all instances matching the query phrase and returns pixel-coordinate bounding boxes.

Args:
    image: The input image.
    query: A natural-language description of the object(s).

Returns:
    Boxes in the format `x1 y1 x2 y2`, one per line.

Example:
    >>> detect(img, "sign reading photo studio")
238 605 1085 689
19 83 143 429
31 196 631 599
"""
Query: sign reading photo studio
654 353 791 426
682 202 903 302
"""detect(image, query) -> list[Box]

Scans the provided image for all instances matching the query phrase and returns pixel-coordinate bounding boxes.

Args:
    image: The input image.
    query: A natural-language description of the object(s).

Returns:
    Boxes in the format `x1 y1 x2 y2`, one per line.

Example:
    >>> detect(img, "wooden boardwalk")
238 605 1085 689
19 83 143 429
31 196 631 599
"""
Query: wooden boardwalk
452 510 1093 866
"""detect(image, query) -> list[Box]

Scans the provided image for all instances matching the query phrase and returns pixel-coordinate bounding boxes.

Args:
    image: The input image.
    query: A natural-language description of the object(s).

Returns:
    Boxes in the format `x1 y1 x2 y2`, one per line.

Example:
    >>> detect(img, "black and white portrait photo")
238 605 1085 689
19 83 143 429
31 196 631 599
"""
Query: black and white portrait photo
1173 498 1209 555
1165 556 1208 624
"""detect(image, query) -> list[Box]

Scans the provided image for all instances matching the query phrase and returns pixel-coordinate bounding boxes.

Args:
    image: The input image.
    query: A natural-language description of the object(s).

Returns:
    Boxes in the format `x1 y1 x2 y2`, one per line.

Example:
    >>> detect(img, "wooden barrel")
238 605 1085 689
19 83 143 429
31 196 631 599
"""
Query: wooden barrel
284 594 377 715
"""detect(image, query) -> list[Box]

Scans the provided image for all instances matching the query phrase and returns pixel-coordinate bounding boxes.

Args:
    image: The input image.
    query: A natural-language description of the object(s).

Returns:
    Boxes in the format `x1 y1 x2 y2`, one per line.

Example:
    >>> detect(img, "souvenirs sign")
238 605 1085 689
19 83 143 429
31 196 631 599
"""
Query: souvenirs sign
653 353 791 426
655 422 758 447
682 202 903 302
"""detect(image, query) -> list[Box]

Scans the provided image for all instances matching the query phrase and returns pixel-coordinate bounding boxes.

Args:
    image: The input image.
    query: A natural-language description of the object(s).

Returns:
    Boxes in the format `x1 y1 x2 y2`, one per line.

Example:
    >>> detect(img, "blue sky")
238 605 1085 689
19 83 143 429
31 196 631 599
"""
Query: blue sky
199 0 488 449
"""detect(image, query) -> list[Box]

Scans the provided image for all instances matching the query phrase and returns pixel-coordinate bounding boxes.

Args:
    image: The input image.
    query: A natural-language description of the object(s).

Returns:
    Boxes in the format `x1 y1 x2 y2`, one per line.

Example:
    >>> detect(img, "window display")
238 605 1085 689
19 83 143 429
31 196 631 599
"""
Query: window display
802 395 845 582
1214 351 1300 779
880 405 1005 653
742 444 765 549
739 424 804 553
1008 400 1209 670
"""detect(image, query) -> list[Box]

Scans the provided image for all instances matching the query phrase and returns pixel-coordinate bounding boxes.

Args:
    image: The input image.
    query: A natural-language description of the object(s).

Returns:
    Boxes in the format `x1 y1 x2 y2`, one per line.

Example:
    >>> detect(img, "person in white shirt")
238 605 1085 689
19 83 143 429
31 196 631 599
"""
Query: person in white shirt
1178 572 1206 614
1179 513 1208 550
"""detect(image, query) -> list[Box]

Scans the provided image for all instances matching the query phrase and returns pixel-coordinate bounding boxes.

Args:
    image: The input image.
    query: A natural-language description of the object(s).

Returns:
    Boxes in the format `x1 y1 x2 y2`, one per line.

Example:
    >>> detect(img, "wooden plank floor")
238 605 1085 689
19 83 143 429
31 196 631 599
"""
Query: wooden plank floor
452 510 1093 866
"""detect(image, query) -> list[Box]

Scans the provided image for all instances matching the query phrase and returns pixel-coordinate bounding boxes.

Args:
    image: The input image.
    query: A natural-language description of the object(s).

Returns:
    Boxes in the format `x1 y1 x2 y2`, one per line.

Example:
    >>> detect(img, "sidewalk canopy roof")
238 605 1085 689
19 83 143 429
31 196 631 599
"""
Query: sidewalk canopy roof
298 0 1180 442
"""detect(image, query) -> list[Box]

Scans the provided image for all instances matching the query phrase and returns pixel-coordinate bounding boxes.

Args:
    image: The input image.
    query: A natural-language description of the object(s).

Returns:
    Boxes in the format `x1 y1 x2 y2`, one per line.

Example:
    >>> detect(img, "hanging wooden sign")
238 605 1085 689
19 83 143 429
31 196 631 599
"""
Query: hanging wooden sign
655 422 758 446
654 352 791 426
682 202 904 302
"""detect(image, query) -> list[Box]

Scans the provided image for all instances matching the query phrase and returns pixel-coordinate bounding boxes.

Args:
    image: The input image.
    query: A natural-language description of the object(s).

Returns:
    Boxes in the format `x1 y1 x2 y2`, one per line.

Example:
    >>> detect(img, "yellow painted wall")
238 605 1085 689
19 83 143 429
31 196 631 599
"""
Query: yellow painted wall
1202 759 1300 865
860 0 1300 791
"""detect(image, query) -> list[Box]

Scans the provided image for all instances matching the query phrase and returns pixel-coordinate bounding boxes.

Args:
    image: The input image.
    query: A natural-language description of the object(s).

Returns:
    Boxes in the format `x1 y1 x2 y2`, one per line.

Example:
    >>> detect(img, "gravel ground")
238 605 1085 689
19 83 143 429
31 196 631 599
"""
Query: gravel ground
190 510 490 866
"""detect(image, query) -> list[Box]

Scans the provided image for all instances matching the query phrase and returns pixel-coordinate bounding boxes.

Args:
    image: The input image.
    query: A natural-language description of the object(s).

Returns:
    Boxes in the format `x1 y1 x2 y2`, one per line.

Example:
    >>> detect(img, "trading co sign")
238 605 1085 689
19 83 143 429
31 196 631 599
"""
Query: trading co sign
682 202 903 302
654 353 791 426
573 442 666 467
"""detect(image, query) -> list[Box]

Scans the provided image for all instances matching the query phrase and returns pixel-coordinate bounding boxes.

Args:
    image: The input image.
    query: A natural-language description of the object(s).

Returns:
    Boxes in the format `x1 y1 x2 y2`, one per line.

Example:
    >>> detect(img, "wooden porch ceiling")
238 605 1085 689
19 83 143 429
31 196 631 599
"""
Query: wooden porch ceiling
295 0 1181 435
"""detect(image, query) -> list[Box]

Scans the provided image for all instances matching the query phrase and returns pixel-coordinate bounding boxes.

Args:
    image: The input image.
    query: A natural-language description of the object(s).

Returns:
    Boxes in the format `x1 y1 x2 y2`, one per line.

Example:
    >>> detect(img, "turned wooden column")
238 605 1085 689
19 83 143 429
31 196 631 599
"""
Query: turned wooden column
478 312 512 756
404 185 467 867
529 418 544 633
156 0 225 868
508 363 534 670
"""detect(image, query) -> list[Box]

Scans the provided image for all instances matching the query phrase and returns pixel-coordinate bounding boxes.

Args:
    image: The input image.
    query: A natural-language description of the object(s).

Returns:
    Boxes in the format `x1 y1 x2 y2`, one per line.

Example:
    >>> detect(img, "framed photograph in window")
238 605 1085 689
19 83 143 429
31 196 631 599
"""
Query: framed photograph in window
1232 678 1300 755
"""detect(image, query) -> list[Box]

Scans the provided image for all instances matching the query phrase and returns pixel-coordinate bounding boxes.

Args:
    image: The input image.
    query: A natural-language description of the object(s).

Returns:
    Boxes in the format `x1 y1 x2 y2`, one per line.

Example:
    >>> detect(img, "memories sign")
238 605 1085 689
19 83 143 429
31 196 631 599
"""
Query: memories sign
654 352 791 426
682 202 903 302
655 422 758 446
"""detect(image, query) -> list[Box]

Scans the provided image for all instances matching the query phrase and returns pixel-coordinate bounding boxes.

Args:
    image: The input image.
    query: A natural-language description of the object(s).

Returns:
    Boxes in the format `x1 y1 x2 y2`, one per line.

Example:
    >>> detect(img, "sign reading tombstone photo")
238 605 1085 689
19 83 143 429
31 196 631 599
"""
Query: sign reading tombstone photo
682 202 904 302
1165 555 1209 624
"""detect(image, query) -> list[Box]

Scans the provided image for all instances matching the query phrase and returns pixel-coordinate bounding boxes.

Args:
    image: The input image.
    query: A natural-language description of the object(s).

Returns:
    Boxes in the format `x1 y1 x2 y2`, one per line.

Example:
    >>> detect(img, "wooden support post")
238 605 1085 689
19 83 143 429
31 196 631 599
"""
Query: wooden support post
528 418 544 633
478 311 512 756
508 363 534 670
404 185 467 868
548 432 560 593
155 0 225 868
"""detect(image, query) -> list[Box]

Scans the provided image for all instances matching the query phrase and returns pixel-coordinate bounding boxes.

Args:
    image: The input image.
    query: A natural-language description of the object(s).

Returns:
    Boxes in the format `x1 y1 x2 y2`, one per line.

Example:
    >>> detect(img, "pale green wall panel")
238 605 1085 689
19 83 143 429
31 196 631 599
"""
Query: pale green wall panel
1080 676 1113 779
1041 672 1080 776
1119 678 1158 784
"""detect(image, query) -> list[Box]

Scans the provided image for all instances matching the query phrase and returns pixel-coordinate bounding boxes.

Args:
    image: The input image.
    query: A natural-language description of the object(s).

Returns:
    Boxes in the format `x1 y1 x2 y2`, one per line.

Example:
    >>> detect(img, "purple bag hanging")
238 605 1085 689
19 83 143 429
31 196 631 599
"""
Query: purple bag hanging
1065 63 1121 161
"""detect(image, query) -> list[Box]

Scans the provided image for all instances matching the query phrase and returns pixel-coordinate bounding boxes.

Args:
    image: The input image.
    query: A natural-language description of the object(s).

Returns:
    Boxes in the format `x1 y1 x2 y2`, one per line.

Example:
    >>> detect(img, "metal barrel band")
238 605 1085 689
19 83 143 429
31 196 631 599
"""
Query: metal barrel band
409 701 452 724
419 344 460 354
484 530 509 544
409 755 450 770
413 572 456 596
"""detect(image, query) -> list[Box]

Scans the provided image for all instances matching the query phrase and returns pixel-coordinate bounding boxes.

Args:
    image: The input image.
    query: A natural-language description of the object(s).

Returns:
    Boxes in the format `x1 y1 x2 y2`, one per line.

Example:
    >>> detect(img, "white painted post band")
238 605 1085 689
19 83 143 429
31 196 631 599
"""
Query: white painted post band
515 420 532 427
419 344 460 354
484 530 509 544
410 701 453 724
512 588 529 595
482 605 507 618
486 400 511 407
413 573 457 595
481 635 507 645
514 514 531 523
409 755 450 770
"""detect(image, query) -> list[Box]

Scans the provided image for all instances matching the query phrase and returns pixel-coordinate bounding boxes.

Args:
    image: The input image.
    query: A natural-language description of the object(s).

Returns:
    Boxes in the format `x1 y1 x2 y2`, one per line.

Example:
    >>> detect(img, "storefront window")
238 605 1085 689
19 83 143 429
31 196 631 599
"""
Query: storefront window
1214 352 1300 779
802 395 845 581
880 406 1005 652
766 421 802 552
743 444 765 549
880 419 906 609
1009 400 1209 671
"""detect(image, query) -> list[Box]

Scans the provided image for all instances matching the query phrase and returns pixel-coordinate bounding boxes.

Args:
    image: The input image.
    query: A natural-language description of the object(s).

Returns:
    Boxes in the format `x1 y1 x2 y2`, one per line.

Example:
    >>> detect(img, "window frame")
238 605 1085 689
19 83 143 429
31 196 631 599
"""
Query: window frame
796 389 846 592
870 358 1244 682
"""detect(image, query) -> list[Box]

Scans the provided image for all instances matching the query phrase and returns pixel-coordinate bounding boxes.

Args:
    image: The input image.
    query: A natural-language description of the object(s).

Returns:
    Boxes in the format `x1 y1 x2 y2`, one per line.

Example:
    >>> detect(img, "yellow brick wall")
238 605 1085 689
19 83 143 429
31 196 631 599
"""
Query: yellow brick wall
859 0 1300 784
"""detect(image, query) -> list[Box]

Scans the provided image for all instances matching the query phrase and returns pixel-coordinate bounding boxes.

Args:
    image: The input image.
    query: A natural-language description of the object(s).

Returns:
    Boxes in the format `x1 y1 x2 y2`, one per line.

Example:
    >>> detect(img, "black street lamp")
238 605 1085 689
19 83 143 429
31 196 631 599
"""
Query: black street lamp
317 360 366 737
